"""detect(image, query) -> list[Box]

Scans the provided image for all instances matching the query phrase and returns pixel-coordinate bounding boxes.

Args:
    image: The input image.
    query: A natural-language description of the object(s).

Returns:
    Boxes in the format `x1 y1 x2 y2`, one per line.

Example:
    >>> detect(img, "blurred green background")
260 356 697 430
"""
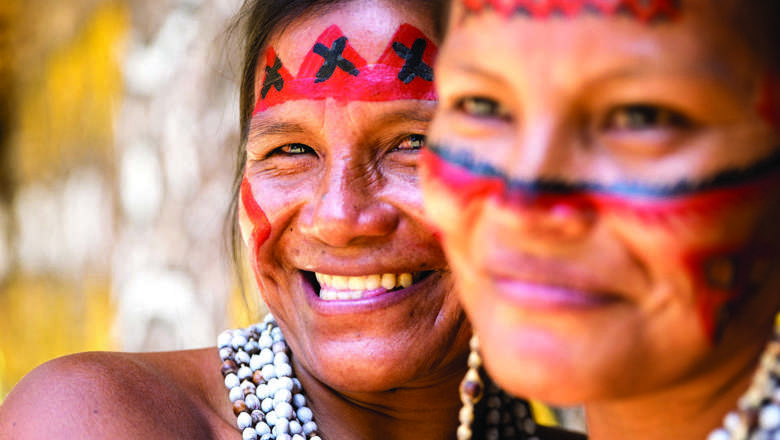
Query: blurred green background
0 0 264 400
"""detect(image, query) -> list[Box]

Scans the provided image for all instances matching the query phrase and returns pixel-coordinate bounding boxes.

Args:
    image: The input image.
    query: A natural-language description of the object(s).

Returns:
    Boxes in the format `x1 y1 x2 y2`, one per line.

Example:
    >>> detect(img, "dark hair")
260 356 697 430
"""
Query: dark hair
227 0 444 300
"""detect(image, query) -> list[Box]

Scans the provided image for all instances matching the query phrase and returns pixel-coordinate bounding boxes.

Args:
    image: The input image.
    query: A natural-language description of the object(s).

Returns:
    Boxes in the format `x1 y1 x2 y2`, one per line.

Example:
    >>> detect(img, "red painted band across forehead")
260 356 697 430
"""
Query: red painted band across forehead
461 0 681 22
253 24 437 115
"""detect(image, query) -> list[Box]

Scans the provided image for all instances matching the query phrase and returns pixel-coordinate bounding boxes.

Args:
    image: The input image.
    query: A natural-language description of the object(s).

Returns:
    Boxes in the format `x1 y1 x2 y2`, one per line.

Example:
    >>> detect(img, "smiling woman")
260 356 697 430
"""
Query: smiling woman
0 1 586 439
422 0 780 439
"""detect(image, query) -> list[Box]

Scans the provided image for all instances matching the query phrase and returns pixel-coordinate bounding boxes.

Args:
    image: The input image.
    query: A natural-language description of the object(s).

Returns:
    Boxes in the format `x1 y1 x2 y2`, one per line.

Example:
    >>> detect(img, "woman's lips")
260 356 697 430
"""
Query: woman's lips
480 255 623 310
305 271 434 301
491 277 619 310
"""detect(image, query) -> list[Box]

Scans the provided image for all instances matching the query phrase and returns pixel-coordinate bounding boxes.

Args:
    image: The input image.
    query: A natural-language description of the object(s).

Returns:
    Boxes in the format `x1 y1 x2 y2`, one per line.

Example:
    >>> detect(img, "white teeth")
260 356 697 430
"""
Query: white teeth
348 276 365 291
399 273 413 288
332 276 348 290
381 273 397 290
314 272 417 301
365 274 381 290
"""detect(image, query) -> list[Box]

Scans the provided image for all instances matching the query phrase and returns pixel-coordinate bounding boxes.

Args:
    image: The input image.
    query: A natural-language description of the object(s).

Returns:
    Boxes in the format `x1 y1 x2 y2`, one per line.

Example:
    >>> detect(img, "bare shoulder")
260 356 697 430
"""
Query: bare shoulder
0 348 236 440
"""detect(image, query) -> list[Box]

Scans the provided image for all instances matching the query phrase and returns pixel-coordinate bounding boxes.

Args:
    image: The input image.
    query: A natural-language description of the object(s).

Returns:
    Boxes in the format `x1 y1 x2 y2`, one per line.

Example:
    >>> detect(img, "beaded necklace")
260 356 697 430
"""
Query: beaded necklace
219 314 320 440
707 323 780 440
219 314 537 440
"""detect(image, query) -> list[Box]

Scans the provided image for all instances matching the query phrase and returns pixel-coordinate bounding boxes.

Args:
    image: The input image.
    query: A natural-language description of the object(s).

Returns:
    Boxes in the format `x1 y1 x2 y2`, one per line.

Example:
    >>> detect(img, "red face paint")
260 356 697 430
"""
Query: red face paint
683 245 773 341
253 24 437 114
758 73 780 131
460 0 680 22
240 177 271 259
421 146 780 341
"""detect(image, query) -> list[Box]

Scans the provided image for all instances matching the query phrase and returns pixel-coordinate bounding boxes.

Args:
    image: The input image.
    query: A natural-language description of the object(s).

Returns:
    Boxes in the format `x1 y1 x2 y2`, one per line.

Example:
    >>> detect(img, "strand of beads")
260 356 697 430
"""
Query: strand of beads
458 334 538 440
708 322 780 440
219 314 322 440
458 335 485 440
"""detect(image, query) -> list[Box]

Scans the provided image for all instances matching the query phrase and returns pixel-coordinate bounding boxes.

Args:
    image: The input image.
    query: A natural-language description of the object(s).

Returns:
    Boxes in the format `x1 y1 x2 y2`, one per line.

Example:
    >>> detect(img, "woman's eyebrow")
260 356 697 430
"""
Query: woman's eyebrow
249 117 307 140
376 108 434 126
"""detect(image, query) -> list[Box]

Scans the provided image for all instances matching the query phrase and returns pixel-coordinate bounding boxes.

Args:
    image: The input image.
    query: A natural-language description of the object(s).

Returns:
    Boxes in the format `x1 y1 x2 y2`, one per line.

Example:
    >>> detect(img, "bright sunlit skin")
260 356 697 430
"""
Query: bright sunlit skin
421 1 780 438
237 3 470 439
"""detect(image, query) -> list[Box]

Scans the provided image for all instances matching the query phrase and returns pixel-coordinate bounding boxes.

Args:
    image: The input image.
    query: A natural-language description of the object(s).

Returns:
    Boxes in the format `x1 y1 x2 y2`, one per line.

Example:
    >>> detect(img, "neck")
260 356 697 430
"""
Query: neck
293 357 465 440
585 335 766 440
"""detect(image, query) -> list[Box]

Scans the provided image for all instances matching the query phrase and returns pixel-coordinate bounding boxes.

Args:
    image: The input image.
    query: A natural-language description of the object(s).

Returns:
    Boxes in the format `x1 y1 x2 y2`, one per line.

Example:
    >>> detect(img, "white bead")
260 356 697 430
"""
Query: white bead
261 364 276 380
258 334 273 349
274 389 292 404
261 398 274 413
761 404 780 429
225 373 240 389
258 348 274 365
218 331 233 348
277 377 294 392
242 427 258 440
302 421 317 435
271 327 283 341
289 420 302 435
274 401 294 419
241 380 256 394
297 407 313 423
274 418 290 434
232 334 248 349
707 428 731 440
723 411 741 433
292 393 306 408
256 384 270 399
230 387 244 403
237 412 253 430
275 363 293 378
260 434 272 440
263 313 275 325
274 352 290 365
250 354 265 371
292 378 302 392
244 340 260 354
267 378 279 395
255 422 271 435
309 436 322 440
238 366 253 381
219 347 234 361
266 410 277 426
276 435 291 440
236 350 251 365
245 394 261 411
292 435 305 440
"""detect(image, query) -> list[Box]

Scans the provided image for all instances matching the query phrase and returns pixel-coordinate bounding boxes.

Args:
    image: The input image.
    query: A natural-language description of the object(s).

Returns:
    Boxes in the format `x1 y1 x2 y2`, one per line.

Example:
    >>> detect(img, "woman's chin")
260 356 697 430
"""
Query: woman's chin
475 321 606 406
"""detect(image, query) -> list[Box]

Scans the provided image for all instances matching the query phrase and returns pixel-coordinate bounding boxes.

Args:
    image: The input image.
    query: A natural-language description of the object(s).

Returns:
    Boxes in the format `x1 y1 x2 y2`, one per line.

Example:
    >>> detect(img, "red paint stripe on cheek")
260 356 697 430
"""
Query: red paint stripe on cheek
758 73 780 131
421 148 505 206
241 177 271 254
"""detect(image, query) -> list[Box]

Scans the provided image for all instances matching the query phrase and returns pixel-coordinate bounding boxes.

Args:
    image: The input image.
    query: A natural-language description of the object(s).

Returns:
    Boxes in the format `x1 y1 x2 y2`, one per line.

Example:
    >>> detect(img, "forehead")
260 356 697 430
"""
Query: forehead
259 2 435 79
441 0 757 89
458 0 682 21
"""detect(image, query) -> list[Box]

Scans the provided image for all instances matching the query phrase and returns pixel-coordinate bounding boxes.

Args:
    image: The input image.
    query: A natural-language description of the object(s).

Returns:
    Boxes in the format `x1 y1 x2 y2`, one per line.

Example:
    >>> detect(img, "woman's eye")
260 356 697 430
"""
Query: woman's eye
603 104 691 131
395 134 426 152
455 96 510 119
272 143 315 156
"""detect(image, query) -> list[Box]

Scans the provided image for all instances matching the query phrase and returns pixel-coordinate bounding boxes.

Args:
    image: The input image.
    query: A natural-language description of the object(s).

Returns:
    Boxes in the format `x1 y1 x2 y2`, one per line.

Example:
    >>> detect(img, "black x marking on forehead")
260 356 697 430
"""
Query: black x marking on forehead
392 38 433 84
313 36 360 83
260 57 285 99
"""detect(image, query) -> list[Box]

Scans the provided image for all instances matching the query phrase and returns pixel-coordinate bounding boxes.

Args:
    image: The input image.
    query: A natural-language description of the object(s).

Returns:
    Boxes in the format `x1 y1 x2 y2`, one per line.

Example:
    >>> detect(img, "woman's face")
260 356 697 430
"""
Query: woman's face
239 2 469 392
423 0 780 403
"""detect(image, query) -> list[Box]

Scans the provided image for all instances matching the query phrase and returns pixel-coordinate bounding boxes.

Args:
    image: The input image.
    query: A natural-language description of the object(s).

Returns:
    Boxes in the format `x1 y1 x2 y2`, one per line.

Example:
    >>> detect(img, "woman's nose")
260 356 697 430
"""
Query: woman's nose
299 158 399 247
